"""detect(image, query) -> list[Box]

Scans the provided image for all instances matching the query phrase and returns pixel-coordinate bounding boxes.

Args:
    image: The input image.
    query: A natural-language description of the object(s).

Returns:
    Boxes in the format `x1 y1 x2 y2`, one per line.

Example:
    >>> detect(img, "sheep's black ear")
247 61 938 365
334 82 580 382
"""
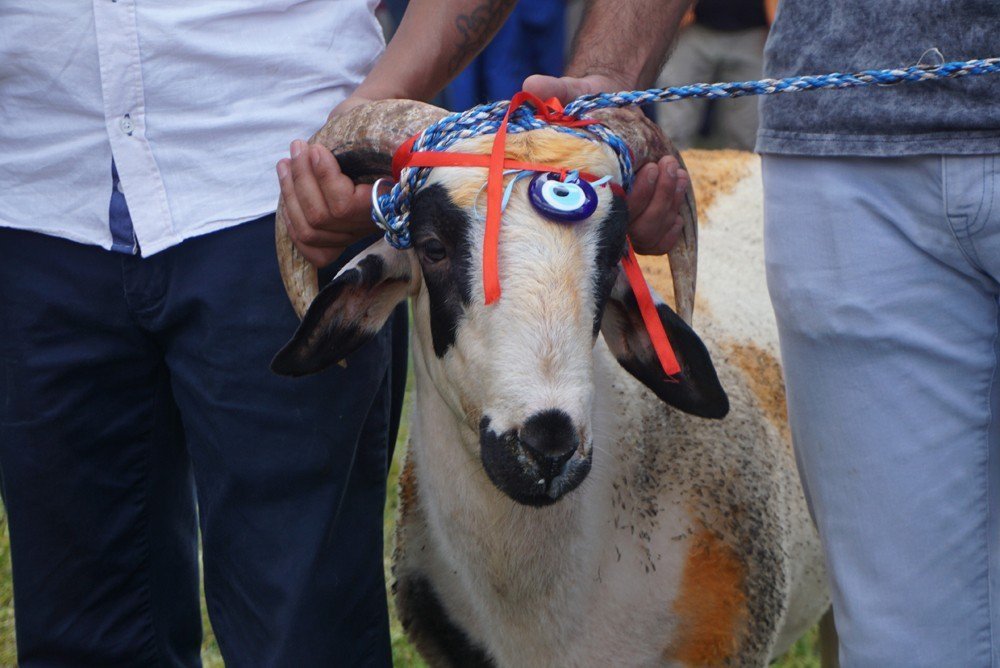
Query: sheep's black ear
272 238 417 377
600 266 728 418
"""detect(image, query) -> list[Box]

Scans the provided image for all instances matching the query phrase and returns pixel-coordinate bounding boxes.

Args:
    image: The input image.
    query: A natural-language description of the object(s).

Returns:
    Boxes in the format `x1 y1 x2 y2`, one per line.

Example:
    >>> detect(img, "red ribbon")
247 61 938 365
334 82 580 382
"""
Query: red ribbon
391 92 681 379
621 240 681 376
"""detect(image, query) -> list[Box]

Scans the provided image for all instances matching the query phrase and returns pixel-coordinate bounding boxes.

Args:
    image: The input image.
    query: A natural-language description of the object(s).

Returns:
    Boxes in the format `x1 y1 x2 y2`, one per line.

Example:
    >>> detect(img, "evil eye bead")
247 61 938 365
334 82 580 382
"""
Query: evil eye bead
528 173 598 223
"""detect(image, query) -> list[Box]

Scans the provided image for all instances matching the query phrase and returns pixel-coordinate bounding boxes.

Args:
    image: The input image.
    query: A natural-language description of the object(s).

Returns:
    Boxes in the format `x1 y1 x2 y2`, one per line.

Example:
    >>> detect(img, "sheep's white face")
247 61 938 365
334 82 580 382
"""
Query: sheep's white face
272 130 728 507
405 132 627 505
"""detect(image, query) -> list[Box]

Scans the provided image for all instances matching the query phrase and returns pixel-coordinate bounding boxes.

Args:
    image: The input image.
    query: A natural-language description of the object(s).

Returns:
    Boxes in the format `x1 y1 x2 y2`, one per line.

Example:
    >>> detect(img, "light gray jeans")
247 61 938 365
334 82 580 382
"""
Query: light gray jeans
764 154 1000 667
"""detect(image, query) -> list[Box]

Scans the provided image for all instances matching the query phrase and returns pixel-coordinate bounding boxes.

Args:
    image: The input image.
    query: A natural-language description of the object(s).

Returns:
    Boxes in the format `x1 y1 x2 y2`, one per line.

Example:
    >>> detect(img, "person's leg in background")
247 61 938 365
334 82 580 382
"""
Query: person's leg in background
444 0 565 109
764 154 1000 666
480 0 564 102
0 229 201 667
713 27 767 151
519 0 565 95
144 219 394 666
655 25 715 149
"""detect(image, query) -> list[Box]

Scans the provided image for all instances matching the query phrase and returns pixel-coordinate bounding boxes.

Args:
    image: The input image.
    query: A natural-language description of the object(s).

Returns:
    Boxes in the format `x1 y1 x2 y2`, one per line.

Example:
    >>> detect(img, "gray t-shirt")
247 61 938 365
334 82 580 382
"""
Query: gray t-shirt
756 0 1000 156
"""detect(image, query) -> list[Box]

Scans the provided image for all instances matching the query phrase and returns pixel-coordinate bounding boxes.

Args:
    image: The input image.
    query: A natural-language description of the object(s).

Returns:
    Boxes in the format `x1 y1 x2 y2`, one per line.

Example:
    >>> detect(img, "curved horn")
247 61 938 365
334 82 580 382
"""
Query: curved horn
591 108 698 325
277 100 448 319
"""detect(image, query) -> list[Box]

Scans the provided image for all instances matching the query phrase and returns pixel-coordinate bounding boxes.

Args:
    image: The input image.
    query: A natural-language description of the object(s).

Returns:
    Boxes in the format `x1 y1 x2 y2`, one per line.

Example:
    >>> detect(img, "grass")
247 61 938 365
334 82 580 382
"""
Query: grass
0 514 13 664
0 369 820 666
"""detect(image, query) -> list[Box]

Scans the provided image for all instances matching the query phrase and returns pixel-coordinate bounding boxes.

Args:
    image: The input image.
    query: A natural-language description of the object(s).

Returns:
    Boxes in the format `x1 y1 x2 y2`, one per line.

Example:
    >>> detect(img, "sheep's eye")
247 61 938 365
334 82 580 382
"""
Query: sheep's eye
420 239 447 264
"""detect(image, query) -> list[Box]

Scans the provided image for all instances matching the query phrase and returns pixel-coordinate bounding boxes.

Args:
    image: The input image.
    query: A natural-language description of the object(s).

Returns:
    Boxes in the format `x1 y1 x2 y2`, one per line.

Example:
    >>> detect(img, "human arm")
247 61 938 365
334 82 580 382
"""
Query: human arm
523 0 695 255
278 0 516 267
764 0 779 24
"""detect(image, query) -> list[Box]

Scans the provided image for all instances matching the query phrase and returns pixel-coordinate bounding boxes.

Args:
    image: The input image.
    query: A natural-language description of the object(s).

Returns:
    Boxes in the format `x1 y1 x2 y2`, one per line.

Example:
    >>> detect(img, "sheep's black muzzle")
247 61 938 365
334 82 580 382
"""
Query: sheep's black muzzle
478 411 592 507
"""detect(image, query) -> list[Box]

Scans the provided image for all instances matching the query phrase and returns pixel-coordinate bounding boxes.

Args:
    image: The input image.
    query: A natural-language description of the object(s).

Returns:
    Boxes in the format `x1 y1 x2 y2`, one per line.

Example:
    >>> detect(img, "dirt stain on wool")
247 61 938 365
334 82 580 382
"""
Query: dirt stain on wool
398 453 419 516
725 341 790 444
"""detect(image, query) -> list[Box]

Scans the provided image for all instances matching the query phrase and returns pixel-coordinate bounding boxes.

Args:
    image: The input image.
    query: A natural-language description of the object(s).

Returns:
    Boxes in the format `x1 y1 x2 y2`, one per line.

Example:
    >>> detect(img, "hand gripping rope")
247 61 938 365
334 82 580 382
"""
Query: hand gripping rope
372 57 1000 379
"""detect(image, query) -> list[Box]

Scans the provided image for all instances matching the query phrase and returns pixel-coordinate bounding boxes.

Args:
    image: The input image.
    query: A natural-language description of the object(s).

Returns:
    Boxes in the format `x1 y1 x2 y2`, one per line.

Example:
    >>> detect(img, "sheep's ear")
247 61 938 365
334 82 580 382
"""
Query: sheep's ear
600 266 729 419
272 238 417 377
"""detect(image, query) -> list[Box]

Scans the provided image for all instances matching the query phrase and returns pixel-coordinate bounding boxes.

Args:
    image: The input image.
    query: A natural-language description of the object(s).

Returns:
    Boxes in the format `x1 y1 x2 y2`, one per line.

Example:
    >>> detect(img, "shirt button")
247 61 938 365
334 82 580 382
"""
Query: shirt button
120 115 134 135
116 181 125 194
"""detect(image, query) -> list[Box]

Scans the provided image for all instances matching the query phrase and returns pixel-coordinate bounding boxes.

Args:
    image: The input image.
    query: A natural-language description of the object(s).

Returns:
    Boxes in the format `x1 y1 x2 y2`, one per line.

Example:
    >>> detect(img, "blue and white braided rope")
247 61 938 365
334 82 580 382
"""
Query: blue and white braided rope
563 57 1000 116
374 57 1000 249
374 102 634 249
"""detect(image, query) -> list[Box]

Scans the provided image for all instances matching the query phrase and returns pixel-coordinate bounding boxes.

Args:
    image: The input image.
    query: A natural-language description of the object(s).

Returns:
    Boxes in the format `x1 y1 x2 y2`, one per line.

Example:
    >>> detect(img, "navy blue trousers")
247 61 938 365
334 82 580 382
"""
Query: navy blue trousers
0 218 400 667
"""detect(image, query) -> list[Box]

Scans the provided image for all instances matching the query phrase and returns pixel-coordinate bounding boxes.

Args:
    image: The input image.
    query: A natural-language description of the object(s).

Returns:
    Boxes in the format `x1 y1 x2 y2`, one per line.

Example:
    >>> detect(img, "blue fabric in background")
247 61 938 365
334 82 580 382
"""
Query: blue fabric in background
444 0 565 110
382 0 566 111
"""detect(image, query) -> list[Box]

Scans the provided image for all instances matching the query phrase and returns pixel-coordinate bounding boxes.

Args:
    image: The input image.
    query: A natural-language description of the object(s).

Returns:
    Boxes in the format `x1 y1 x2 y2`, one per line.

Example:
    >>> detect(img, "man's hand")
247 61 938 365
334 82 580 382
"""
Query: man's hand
276 140 375 268
523 74 691 256
626 155 690 255
276 96 378 268
523 72 629 107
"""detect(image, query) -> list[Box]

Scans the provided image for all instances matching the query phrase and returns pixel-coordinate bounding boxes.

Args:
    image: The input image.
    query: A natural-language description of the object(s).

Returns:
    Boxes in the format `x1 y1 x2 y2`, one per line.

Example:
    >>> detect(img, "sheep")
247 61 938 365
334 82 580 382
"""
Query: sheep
271 100 832 667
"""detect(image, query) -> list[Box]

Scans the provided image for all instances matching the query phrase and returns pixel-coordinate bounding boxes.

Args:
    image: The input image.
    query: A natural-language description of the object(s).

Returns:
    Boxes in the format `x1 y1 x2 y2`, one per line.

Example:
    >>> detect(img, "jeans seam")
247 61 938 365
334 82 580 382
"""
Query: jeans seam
989 299 999 666
980 155 998 238
120 256 145 330
967 156 989 236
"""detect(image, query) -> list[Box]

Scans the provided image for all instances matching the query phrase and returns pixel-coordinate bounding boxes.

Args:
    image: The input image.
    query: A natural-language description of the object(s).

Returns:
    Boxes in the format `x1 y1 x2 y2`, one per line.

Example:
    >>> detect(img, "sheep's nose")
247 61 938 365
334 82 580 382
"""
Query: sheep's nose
519 409 580 481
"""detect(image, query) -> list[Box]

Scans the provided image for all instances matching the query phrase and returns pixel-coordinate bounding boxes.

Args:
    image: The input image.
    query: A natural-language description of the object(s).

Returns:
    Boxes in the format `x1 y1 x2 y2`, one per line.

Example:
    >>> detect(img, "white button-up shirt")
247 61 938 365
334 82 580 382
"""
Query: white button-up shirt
0 1 384 255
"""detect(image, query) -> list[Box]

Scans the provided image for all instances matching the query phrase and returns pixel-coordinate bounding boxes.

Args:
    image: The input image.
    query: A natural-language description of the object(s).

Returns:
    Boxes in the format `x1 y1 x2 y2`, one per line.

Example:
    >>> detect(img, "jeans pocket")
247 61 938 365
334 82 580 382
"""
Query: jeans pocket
943 155 996 270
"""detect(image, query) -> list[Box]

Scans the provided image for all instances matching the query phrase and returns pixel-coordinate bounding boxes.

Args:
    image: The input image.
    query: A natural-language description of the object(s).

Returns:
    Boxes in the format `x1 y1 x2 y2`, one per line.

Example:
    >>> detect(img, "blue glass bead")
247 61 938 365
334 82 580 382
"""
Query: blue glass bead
528 172 598 223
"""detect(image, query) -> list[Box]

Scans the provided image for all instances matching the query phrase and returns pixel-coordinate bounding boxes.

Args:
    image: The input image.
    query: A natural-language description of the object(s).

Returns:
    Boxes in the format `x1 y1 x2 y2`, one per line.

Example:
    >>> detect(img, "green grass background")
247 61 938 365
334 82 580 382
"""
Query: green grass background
0 376 822 665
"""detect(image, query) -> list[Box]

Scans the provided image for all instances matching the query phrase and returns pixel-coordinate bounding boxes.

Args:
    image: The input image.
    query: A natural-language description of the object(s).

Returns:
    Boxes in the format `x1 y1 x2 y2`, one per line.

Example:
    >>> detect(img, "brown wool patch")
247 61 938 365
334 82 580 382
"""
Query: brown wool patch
725 341 790 443
398 453 418 518
665 528 748 666
680 149 753 223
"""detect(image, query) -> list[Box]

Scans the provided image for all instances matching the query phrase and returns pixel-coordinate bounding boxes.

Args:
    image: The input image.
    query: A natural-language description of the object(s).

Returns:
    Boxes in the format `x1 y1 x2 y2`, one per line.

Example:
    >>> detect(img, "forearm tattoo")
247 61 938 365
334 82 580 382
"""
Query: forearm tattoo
448 0 516 75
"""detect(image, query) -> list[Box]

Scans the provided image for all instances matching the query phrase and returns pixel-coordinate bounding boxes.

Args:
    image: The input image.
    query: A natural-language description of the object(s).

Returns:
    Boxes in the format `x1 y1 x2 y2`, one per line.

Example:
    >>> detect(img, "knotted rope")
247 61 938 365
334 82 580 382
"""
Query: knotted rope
374 56 1000 251
375 95 632 250
371 56 1000 379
